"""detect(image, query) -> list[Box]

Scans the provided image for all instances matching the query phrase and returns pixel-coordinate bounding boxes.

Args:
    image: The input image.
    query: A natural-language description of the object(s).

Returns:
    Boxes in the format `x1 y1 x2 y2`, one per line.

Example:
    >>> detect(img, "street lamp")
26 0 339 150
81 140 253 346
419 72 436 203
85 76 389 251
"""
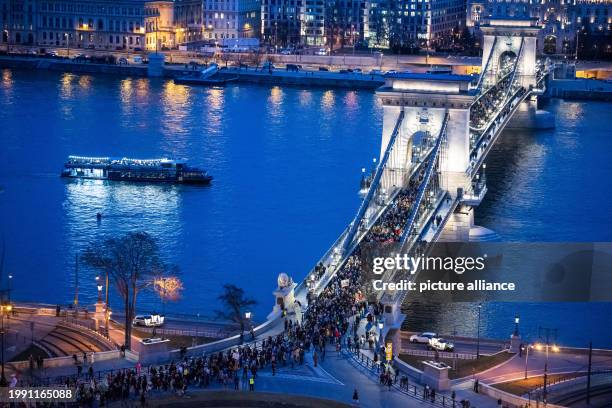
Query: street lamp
96 276 103 302
476 303 482 359
523 344 533 379
0 303 12 386
537 327 560 403
7 275 12 306
3 30 9 53
514 315 520 336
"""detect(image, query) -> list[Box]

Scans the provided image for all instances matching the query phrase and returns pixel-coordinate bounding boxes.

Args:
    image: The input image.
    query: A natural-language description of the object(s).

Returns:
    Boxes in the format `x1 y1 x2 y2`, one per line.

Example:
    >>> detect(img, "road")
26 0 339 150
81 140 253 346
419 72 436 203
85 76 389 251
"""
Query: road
476 349 612 385
401 337 506 356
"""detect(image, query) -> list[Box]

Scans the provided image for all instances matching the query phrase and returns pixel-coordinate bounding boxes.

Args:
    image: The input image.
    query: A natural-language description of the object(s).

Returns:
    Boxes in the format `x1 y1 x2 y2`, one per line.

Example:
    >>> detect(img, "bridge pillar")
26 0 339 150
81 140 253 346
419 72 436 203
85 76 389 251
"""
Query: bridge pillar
439 206 474 242
377 74 474 196
480 18 555 130
380 293 405 361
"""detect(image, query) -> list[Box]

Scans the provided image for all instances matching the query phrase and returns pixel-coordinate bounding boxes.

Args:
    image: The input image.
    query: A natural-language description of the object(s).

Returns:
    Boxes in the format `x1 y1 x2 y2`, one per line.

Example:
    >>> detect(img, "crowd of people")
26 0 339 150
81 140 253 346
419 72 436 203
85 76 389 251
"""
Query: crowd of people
363 162 431 243
470 53 519 130
66 330 314 405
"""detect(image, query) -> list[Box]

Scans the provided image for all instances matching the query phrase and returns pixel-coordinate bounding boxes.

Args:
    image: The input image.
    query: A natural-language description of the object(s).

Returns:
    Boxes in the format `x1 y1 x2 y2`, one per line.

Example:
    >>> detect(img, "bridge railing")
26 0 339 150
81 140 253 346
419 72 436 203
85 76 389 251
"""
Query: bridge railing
399 112 449 245
345 344 489 408
469 85 530 175
342 110 406 255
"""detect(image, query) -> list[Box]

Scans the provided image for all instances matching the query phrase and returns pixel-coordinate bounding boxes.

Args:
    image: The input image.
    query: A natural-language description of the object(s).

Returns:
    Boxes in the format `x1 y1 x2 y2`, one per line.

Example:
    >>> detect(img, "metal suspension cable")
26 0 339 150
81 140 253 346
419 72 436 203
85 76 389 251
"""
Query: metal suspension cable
342 110 405 254
399 112 449 244
470 38 525 134
474 36 498 93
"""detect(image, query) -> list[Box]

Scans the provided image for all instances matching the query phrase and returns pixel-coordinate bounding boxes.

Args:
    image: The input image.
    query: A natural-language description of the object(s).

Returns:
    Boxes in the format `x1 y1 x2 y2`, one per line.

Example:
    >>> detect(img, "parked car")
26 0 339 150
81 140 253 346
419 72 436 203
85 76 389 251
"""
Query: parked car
429 337 455 352
132 55 143 64
369 69 383 75
132 314 164 327
353 68 362 73
316 48 328 56
286 63 301 72
318 66 329 71
118 57 128 65
409 332 437 344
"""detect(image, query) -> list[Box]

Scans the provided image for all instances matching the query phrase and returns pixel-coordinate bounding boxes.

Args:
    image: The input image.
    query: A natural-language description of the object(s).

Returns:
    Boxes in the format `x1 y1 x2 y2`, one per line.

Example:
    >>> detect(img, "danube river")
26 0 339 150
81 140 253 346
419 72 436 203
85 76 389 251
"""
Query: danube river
0 69 610 347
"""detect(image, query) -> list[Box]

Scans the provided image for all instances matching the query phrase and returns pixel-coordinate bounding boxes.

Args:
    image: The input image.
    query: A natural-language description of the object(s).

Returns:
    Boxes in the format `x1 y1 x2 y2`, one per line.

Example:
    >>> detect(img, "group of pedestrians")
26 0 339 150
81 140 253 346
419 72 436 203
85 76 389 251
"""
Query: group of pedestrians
364 165 430 243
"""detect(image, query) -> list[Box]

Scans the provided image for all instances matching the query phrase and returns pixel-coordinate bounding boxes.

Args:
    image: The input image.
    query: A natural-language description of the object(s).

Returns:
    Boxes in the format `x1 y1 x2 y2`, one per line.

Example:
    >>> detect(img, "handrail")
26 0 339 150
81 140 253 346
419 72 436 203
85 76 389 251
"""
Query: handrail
474 36 498 93
399 112 449 244
342 110 405 254
470 38 524 133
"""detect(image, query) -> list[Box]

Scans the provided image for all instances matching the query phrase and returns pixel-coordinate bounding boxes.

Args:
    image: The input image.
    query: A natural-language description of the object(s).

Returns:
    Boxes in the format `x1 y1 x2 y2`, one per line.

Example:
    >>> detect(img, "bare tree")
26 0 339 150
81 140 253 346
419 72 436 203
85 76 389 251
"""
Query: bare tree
215 284 257 340
83 232 170 349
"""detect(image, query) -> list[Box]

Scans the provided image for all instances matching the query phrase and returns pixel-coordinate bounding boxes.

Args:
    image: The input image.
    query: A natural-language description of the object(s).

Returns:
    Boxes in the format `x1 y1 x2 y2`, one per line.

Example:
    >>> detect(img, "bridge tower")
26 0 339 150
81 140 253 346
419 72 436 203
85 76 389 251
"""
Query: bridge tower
479 18 554 129
377 74 473 192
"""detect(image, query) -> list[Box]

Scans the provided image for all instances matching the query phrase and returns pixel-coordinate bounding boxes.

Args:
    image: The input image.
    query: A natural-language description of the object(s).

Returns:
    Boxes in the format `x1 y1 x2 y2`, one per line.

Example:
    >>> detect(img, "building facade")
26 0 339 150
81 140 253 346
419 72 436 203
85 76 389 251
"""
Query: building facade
467 0 611 56
260 0 301 46
364 0 466 49
203 0 259 41
0 0 147 50
144 0 175 50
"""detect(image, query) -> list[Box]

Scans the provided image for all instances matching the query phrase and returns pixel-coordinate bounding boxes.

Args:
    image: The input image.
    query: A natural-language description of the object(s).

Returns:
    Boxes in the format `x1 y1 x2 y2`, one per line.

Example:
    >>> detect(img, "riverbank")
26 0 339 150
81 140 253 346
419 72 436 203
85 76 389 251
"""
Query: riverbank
0 55 385 89
547 77 612 101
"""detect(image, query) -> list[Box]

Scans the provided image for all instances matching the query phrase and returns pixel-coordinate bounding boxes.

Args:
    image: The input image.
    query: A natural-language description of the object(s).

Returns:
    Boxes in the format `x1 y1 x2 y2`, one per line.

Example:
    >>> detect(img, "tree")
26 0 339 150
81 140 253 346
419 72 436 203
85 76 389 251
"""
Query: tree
82 232 170 349
215 284 257 340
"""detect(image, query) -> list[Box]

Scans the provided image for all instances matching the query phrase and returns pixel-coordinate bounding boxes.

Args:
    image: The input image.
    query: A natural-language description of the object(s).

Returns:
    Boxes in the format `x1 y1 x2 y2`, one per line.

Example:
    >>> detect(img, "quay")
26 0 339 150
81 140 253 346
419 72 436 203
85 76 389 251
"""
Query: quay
2 52 612 95
0 54 385 90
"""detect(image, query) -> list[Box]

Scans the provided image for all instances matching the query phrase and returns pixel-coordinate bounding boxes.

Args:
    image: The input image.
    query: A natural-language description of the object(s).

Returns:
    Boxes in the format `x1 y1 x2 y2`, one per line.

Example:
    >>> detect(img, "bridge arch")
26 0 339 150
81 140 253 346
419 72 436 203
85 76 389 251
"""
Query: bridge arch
498 49 518 71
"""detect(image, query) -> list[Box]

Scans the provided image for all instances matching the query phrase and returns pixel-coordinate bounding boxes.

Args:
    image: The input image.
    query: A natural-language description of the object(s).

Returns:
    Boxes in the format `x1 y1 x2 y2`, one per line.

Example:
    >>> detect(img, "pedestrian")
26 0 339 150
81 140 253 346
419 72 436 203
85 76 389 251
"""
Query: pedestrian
431 388 436 402
352 388 359 405
249 375 255 391
313 350 318 367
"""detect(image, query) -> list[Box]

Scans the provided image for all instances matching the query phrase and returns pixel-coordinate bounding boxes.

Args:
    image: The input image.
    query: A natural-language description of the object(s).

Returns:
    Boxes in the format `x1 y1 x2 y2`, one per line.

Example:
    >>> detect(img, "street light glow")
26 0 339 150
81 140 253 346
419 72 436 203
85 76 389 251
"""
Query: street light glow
534 343 543 351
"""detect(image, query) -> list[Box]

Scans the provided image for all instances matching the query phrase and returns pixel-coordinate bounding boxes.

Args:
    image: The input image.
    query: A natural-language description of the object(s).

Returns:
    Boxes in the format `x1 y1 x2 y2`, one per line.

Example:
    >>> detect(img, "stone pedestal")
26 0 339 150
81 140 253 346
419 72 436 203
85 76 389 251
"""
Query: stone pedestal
92 301 106 332
147 53 165 77
421 360 451 391
510 334 521 353
132 338 170 365
268 273 297 319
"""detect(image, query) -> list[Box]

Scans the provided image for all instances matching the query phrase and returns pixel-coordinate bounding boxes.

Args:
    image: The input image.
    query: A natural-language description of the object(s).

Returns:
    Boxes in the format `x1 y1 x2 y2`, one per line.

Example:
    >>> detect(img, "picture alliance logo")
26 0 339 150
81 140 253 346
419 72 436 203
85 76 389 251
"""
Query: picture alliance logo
372 254 488 275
